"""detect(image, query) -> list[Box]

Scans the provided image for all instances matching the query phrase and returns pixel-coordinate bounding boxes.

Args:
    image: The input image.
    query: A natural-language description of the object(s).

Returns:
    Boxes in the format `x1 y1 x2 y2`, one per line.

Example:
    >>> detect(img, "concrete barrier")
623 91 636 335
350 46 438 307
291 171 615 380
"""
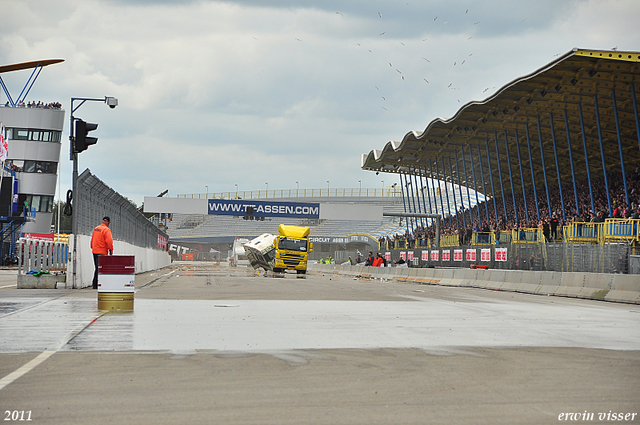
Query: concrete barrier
517 271 542 294
485 270 507 290
18 273 66 289
606 275 640 303
307 264 640 304
536 271 563 295
502 271 523 292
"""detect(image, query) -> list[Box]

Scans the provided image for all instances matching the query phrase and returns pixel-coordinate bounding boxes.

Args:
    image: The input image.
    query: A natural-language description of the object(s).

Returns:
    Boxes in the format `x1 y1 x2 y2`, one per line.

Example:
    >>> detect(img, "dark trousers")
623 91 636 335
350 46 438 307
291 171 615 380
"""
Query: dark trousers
93 254 101 289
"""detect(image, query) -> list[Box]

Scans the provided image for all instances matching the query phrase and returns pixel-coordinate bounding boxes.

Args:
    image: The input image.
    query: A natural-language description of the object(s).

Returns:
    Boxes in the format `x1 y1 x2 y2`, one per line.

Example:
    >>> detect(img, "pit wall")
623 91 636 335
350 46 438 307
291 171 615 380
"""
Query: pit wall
65 234 171 289
309 264 640 304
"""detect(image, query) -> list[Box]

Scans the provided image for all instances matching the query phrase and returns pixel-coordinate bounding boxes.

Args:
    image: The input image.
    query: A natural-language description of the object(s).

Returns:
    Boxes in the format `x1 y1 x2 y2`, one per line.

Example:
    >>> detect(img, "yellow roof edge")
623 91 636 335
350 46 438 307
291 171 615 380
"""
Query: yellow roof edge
574 49 640 62
278 224 310 238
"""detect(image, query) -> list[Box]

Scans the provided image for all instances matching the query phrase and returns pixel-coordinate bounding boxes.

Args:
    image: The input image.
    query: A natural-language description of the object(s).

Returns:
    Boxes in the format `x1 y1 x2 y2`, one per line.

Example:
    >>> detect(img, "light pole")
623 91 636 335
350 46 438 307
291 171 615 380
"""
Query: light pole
70 96 117 289
327 180 330 194
265 182 268 193
234 184 238 199
381 180 384 195
205 185 208 197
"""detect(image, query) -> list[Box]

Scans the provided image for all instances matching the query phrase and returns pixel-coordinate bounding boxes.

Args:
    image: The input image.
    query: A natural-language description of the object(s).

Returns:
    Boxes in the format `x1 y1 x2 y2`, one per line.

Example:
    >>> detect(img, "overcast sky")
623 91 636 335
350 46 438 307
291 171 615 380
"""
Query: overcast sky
1 0 638 205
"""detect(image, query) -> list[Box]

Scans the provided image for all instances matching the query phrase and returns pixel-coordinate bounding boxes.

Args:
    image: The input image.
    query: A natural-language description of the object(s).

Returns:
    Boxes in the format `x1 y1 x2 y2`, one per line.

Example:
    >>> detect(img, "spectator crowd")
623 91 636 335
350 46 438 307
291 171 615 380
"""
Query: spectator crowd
379 168 640 249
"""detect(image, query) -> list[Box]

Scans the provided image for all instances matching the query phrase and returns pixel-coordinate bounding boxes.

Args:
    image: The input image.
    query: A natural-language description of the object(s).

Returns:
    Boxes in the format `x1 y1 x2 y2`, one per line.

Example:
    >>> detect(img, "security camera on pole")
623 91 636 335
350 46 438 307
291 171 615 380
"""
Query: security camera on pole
68 96 118 289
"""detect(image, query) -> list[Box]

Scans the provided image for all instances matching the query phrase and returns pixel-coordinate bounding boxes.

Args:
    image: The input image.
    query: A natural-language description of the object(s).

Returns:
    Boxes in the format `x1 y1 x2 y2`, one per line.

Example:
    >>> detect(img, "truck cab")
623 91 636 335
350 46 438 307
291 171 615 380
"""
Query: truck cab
273 224 313 274
229 238 250 267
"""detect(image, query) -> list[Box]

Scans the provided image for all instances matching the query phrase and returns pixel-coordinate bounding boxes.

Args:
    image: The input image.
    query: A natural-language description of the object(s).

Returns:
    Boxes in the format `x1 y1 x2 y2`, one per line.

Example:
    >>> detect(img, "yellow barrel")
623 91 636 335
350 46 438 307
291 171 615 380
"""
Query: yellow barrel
98 292 134 311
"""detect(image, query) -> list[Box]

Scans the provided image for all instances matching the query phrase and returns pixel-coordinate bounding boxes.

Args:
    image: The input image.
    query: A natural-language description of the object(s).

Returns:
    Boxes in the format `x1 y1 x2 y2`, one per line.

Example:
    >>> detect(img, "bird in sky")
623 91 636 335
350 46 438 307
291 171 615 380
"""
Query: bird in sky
423 57 430 62
378 12 382 17
380 32 386 35
434 16 437 21
424 79 429 83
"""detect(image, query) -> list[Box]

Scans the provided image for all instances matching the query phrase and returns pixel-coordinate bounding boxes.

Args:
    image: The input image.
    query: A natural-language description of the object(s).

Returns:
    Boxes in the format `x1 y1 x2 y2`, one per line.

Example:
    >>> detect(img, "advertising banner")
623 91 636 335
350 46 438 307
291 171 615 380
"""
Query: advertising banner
466 249 476 262
481 248 491 262
495 247 508 262
407 251 414 261
421 250 428 261
208 199 320 219
442 250 450 261
453 249 463 261
430 251 439 261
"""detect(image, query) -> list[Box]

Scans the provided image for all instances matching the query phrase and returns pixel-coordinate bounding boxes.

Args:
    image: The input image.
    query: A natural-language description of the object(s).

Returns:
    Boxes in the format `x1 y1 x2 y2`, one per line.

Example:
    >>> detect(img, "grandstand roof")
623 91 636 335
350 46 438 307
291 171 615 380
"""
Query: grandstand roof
361 48 640 199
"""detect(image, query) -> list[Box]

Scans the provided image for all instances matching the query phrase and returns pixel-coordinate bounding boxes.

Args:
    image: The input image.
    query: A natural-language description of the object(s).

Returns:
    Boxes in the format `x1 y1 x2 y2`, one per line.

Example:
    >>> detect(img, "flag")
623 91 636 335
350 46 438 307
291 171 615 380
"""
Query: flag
0 122 7 163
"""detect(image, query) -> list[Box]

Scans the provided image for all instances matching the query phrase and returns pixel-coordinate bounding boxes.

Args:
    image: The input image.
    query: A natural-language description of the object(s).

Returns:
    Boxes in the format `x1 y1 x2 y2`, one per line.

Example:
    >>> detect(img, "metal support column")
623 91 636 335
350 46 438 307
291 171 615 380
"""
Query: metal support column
416 168 428 227
594 94 613 217
514 128 529 223
494 132 508 221
435 159 449 226
563 109 580 217
428 162 437 216
410 169 423 227
578 103 596 215
469 145 481 224
460 147 474 224
477 146 490 223
485 138 499 222
536 116 553 218
525 122 540 222
447 157 460 229
400 173 411 233
504 131 518 223
632 82 640 159
453 151 466 228
549 113 566 220
612 88 630 207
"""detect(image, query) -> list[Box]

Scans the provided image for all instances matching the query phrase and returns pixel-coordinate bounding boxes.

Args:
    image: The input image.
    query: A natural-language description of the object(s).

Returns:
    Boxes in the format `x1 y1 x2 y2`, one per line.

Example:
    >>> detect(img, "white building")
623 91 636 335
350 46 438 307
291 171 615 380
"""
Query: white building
0 59 65 235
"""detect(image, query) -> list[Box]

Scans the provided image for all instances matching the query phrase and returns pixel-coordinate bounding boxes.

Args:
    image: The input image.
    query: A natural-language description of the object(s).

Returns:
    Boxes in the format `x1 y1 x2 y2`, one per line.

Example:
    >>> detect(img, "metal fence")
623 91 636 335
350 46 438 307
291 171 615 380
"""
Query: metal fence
76 170 167 249
361 243 638 274
18 238 69 273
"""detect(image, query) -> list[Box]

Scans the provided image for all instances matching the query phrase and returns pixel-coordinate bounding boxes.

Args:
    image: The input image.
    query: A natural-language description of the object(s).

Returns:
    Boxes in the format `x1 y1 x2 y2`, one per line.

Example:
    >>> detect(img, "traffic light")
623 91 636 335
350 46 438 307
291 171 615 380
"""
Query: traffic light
74 119 98 153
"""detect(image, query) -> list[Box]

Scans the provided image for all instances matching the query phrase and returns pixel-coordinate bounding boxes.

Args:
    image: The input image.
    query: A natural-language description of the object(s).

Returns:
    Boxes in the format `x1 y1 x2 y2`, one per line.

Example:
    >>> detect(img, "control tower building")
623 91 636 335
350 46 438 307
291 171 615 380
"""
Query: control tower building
0 59 65 236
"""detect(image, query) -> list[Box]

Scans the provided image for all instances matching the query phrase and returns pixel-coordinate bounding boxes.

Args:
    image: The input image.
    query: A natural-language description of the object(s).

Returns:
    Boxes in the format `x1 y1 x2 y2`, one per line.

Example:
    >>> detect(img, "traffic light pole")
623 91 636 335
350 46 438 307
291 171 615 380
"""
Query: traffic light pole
69 96 117 289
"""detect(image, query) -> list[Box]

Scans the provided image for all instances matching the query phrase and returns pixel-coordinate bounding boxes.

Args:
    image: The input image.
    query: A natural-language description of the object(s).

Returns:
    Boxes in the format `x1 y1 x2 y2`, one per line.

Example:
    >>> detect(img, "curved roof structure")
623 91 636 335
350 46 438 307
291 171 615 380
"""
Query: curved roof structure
361 48 640 208
0 59 64 74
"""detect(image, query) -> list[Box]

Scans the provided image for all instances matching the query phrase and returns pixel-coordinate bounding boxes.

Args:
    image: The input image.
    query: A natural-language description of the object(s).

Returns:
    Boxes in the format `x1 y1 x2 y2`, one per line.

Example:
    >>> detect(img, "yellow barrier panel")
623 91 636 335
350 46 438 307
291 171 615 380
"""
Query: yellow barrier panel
472 232 495 245
602 218 640 245
440 234 460 247
512 228 544 244
563 222 602 244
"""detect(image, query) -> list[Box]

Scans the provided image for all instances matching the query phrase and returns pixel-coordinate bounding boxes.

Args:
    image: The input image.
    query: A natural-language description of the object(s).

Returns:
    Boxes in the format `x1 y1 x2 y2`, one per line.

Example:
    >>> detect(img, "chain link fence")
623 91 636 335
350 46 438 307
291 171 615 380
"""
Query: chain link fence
374 243 637 274
76 170 167 249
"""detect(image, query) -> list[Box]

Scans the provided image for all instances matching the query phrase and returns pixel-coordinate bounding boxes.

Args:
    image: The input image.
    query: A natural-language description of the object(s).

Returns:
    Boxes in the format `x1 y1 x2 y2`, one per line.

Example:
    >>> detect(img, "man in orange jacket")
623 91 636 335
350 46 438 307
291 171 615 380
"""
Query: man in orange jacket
91 216 113 289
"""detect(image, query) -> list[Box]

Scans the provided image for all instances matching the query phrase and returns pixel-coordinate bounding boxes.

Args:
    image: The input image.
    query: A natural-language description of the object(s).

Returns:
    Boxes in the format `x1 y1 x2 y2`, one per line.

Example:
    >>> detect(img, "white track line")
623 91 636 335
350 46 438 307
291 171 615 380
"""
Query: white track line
0 311 106 391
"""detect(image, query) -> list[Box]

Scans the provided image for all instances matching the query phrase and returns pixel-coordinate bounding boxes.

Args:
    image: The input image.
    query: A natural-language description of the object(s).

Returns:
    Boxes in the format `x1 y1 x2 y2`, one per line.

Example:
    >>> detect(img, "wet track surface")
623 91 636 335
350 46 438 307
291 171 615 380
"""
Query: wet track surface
1 264 639 354
0 262 639 425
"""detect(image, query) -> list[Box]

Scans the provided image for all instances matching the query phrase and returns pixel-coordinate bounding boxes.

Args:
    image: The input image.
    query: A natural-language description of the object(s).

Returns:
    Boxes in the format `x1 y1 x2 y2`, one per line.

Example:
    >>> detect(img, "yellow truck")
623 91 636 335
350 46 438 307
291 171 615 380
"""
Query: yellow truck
244 224 313 275
273 224 313 275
